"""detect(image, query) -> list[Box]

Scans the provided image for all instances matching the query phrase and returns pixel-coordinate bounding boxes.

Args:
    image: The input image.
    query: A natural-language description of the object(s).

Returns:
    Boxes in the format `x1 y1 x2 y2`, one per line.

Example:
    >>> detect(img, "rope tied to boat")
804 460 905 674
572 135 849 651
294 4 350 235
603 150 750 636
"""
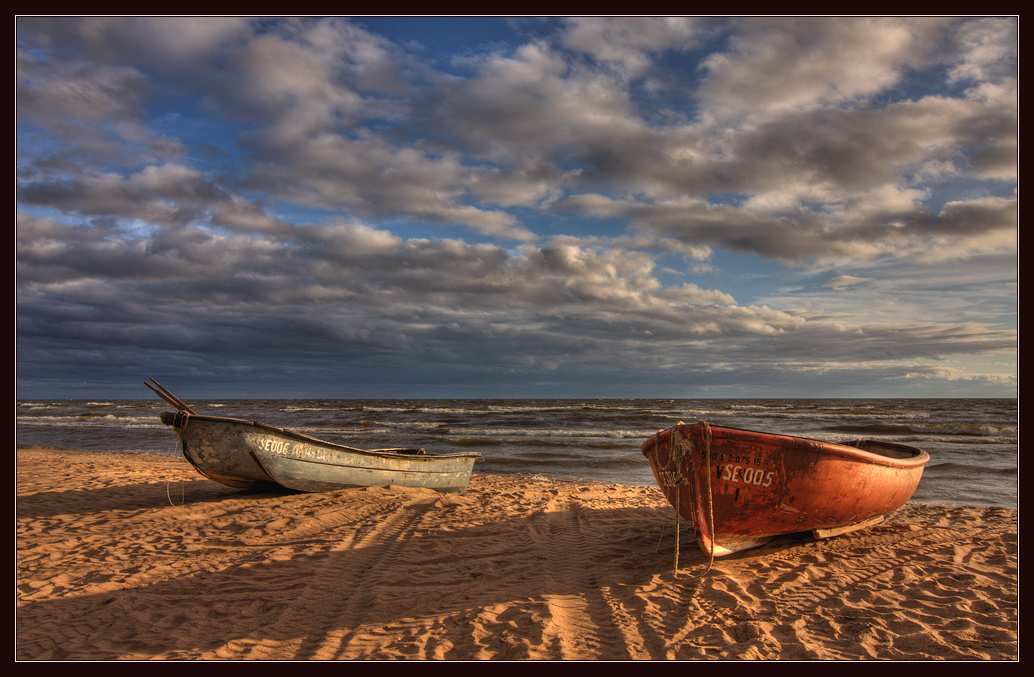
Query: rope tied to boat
664 421 716 578
697 420 716 577
166 479 185 507
663 424 690 576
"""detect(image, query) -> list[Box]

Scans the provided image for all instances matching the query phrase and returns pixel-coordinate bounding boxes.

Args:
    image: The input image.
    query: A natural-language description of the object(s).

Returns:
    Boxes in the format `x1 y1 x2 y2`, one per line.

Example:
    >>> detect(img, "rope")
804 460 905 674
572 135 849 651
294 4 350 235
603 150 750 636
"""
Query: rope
662 421 716 579
697 420 716 577
166 479 185 507
662 424 690 577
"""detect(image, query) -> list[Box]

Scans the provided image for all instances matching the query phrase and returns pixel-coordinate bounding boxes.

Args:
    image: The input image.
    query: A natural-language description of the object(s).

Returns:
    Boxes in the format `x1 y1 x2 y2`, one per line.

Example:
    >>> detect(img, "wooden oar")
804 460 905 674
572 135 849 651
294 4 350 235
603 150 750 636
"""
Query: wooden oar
147 378 196 414
144 378 197 414
144 380 176 407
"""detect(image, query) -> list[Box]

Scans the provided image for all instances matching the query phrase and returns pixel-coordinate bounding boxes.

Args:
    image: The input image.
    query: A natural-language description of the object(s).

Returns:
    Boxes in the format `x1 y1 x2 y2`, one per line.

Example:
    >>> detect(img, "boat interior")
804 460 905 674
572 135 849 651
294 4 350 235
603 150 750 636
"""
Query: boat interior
845 439 926 459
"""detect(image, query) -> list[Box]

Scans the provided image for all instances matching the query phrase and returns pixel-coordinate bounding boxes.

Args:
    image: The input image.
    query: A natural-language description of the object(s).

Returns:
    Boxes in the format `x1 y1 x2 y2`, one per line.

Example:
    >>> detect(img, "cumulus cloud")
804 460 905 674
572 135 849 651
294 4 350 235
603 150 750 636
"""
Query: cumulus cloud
697 17 950 116
18 208 1014 388
561 16 700 75
16 17 1016 396
19 16 252 71
18 17 1016 258
947 17 1018 87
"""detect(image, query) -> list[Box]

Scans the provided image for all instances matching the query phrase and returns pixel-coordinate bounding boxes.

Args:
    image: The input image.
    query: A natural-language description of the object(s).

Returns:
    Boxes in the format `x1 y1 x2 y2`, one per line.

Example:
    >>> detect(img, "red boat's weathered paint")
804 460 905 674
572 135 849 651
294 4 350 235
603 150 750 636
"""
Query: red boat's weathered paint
641 422 930 556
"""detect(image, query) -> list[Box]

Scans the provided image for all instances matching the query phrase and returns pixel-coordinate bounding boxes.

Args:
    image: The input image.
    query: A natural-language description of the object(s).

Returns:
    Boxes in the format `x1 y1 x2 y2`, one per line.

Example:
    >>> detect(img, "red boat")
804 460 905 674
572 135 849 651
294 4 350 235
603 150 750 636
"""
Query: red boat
641 422 930 556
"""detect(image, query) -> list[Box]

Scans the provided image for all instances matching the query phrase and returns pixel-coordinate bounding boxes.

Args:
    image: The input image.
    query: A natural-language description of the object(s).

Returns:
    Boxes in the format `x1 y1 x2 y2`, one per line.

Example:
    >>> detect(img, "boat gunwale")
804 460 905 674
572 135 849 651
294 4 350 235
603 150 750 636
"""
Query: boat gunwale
249 448 476 477
641 422 930 469
166 412 482 462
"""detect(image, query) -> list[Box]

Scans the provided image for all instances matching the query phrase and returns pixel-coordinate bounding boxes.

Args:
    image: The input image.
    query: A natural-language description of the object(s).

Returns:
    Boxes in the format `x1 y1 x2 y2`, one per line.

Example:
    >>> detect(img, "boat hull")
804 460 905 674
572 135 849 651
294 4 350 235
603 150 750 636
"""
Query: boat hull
161 412 480 494
641 422 929 556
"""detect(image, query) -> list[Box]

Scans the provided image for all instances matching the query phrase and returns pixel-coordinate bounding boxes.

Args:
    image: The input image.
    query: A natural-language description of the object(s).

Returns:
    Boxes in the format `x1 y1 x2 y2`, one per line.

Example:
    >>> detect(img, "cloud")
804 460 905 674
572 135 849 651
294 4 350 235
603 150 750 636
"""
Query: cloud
18 210 1013 383
697 17 950 116
18 17 1016 258
824 275 869 289
16 17 1017 397
19 17 252 71
947 17 1018 87
561 16 700 75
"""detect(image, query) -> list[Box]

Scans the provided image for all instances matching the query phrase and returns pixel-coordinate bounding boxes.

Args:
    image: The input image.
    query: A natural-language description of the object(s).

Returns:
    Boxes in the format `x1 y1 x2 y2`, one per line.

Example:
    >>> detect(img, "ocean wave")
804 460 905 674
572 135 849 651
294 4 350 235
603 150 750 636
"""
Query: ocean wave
15 397 1017 508
823 422 1013 437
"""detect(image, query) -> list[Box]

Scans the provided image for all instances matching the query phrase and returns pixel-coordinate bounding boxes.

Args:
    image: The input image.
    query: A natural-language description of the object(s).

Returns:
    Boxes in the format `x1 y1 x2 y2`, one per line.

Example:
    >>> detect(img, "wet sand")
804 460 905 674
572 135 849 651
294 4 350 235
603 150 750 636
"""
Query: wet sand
17 448 1017 660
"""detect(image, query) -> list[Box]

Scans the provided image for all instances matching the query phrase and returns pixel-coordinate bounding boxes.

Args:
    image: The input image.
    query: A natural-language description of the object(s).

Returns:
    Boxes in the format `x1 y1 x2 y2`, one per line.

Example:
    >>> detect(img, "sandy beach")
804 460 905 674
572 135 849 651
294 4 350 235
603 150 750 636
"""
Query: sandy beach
17 448 1017 660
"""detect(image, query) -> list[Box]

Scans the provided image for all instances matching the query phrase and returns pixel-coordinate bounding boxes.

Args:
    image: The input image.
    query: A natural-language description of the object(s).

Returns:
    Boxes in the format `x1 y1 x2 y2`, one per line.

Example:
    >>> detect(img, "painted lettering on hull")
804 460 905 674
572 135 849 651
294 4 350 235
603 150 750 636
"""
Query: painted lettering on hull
700 449 777 468
720 464 775 487
256 437 333 463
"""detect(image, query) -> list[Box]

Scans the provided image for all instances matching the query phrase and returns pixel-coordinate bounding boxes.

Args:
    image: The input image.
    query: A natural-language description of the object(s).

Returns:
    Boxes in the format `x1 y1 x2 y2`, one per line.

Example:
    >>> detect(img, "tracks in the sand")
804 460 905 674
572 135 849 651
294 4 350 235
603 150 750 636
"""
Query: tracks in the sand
766 525 964 615
647 510 1018 660
17 455 1017 661
227 491 444 660
764 522 1013 660
217 481 655 660
515 491 655 660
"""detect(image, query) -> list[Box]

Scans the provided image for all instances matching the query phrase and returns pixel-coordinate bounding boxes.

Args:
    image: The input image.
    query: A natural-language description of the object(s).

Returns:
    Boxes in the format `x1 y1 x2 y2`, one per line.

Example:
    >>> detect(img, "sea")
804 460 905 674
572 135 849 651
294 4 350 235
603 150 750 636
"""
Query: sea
16 398 1017 509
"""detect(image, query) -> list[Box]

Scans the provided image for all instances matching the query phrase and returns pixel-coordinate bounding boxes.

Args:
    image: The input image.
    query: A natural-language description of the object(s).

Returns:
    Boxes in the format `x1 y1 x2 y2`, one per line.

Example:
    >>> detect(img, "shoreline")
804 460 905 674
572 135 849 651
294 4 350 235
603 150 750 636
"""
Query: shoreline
17 448 1018 660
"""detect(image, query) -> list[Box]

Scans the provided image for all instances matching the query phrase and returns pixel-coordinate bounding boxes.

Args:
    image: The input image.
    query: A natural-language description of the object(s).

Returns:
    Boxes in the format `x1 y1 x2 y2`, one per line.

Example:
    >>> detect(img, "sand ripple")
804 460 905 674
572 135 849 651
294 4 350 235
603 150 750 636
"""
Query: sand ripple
17 449 1017 660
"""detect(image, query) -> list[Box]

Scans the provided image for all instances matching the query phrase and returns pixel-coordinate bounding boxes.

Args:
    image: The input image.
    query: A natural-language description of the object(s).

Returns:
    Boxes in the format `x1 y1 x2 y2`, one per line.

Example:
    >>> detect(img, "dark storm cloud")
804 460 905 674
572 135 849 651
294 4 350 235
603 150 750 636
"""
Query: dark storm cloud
18 209 1014 395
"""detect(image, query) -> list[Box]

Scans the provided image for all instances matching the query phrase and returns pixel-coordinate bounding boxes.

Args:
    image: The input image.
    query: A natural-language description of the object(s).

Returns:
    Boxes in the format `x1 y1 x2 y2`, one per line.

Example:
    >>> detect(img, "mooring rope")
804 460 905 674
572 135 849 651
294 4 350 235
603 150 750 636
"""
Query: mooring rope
663 421 716 578
661 424 689 575
697 420 716 577
166 479 184 507
165 436 186 507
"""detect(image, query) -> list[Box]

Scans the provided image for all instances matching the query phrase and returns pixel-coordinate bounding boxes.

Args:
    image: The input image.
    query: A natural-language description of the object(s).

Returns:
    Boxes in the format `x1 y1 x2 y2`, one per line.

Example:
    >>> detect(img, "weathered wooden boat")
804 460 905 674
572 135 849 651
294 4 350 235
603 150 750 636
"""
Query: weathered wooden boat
641 421 930 557
146 380 480 494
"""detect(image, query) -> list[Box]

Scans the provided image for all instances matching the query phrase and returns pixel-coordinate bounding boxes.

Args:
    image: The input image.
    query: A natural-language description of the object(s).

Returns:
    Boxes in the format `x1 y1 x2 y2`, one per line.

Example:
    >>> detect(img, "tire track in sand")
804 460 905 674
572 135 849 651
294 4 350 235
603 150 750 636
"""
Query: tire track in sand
223 490 444 660
521 494 648 660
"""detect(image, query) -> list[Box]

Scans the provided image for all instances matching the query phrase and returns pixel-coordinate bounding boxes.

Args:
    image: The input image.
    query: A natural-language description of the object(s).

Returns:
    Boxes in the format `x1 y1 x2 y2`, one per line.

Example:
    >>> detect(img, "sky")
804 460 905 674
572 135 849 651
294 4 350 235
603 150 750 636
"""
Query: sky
16 17 1017 400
